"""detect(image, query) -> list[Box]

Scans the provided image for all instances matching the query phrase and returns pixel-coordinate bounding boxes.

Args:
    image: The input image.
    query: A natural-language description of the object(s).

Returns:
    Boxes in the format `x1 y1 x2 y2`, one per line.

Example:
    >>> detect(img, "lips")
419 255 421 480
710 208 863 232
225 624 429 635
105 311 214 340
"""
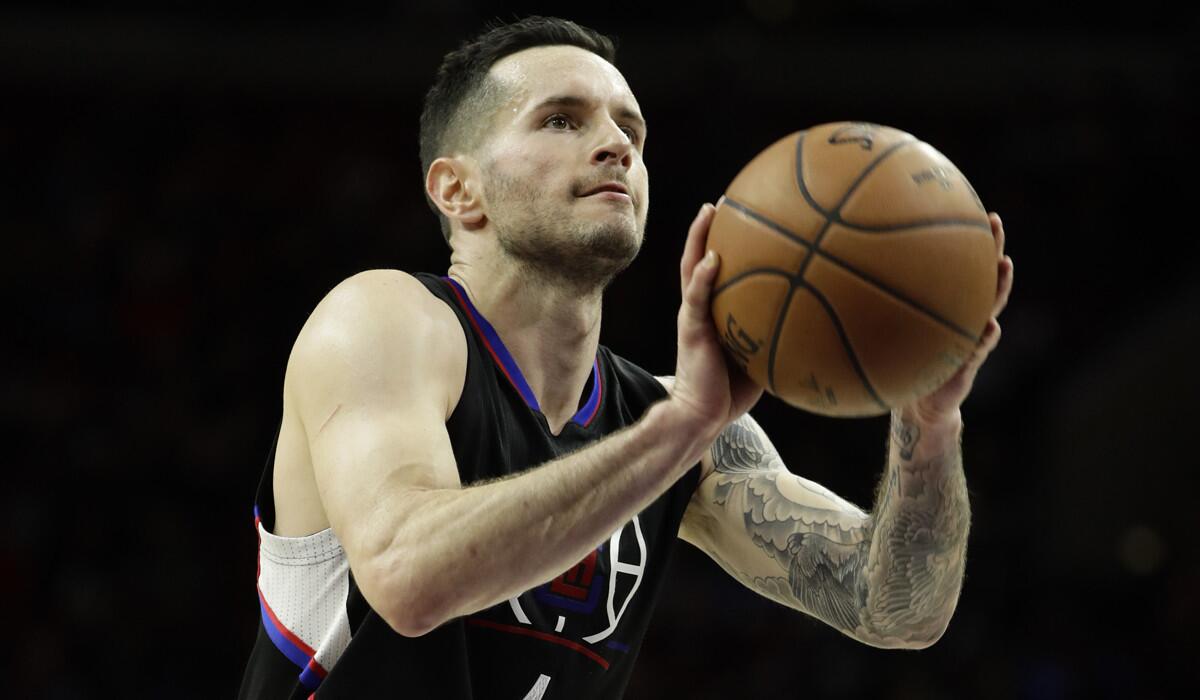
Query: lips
580 182 629 197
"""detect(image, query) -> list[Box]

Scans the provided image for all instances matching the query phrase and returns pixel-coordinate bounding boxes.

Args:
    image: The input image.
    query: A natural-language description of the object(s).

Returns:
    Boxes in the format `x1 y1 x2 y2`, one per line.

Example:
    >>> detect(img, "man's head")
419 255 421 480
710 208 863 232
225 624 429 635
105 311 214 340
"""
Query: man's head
419 16 649 290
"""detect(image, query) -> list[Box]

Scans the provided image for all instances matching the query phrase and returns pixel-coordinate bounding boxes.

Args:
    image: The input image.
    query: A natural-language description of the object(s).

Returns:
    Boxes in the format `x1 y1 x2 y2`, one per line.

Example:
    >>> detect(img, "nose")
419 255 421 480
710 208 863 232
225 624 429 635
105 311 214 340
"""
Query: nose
590 119 634 170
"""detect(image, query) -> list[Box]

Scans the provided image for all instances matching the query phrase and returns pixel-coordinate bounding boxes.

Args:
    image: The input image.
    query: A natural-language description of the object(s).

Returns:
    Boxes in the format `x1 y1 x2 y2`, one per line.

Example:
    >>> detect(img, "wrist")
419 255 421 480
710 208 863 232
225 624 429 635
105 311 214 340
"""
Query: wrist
642 398 721 471
901 403 962 439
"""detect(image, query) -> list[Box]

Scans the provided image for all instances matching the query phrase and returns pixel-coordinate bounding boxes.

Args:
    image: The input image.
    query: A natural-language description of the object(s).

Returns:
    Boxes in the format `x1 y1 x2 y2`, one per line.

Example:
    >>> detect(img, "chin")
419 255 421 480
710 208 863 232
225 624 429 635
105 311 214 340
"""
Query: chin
495 209 643 290
584 220 642 265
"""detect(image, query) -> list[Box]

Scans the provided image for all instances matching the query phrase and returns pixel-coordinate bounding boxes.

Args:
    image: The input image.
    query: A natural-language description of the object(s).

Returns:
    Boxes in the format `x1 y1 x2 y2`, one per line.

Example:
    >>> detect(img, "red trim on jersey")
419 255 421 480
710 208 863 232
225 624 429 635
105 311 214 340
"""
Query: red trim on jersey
466 617 610 670
306 658 328 679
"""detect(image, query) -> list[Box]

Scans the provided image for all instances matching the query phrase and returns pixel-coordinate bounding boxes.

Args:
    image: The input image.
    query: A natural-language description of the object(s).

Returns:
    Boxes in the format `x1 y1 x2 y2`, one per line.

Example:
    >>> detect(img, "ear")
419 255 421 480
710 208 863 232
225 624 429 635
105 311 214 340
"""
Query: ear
426 156 486 230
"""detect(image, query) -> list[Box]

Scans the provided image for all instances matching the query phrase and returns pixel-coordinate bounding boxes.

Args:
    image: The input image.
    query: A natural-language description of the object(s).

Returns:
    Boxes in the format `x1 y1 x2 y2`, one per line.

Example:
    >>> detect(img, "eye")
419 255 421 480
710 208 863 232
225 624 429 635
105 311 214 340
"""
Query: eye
544 114 574 130
621 126 640 144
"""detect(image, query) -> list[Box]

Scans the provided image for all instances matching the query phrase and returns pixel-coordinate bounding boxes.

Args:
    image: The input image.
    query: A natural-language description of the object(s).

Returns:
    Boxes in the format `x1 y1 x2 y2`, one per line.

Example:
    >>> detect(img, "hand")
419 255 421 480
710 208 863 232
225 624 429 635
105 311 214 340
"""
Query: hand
910 212 1014 424
668 203 763 436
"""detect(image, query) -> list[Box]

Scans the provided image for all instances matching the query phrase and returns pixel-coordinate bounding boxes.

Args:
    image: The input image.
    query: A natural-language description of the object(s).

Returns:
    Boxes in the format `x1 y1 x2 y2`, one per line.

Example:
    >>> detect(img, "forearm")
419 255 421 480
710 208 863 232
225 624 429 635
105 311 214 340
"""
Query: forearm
690 407 969 649
861 405 970 647
377 400 708 634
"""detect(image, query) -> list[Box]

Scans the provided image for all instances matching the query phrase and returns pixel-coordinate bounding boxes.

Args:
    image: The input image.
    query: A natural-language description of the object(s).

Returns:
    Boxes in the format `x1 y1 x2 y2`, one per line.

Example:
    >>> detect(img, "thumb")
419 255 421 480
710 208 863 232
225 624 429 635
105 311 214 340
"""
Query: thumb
681 250 720 323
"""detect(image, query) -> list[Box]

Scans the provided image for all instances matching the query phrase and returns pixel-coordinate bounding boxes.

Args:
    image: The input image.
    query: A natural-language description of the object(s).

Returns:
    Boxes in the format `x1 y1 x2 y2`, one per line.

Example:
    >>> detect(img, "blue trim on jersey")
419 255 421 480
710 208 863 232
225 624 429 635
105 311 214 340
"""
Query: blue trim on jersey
443 277 602 426
571 360 602 426
259 597 315 679
443 277 540 409
298 662 324 691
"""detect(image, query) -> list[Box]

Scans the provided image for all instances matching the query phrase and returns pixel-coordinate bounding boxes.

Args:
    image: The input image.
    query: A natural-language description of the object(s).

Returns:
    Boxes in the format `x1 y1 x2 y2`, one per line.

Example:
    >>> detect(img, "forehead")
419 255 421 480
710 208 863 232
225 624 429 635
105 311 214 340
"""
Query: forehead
489 45 640 117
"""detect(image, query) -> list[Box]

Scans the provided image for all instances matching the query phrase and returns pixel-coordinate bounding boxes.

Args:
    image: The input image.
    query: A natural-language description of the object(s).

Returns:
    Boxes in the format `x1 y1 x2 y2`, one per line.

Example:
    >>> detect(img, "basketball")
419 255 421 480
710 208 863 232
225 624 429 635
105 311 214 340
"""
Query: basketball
708 122 997 417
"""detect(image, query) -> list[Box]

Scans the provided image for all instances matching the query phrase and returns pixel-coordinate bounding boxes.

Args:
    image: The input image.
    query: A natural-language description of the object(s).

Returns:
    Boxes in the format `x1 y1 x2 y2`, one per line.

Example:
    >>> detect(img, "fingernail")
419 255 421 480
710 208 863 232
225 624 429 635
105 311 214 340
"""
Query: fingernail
704 250 717 267
696 204 706 218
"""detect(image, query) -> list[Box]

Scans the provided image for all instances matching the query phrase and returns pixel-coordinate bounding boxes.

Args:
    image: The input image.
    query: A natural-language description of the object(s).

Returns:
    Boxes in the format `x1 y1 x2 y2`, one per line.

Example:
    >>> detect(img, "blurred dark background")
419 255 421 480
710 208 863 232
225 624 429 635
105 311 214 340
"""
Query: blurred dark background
4 1 1198 697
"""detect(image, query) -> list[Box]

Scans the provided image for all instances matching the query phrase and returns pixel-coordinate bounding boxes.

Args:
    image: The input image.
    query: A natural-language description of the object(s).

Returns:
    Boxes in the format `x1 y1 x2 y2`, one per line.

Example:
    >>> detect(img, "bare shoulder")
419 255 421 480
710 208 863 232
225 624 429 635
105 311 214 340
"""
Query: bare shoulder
287 269 467 421
303 269 458 338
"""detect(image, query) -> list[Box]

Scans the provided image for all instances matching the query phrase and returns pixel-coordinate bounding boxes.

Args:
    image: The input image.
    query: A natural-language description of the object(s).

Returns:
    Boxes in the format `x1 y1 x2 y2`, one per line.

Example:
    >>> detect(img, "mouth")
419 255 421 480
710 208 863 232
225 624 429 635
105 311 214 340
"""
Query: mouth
580 182 630 198
579 182 633 205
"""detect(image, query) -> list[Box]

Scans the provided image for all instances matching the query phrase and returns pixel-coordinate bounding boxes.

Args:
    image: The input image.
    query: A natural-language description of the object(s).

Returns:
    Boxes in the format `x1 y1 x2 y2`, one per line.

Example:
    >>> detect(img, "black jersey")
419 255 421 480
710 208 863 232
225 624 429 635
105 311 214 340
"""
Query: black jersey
238 272 700 699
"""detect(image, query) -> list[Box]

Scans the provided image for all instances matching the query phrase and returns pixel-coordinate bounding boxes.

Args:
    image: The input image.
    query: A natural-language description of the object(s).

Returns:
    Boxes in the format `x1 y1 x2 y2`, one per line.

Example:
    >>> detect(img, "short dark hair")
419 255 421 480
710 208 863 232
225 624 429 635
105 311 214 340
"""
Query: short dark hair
418 16 619 242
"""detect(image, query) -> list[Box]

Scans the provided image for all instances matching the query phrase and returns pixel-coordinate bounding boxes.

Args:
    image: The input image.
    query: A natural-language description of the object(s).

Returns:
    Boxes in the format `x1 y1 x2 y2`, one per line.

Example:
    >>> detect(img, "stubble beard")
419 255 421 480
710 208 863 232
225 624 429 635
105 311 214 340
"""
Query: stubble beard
489 171 644 295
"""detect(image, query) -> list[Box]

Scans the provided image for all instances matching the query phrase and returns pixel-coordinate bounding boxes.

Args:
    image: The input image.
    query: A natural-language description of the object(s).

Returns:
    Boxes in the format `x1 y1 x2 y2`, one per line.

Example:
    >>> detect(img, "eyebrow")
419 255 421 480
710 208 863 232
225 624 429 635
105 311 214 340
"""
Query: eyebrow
530 94 647 133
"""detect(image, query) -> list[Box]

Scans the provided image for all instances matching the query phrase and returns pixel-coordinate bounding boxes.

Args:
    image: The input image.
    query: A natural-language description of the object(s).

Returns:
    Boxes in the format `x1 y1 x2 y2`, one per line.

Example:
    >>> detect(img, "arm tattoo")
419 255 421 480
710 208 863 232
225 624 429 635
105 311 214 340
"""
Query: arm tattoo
891 416 920 462
710 419 871 634
708 411 970 647
862 411 970 645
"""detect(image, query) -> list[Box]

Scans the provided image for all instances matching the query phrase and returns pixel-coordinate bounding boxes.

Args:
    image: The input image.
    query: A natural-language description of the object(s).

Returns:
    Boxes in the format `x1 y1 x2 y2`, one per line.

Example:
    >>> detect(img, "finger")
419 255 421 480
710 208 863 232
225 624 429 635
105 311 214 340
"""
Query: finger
681 249 720 325
989 212 1005 258
966 317 1001 369
680 203 716 295
948 318 1002 408
993 255 1014 317
980 316 1001 354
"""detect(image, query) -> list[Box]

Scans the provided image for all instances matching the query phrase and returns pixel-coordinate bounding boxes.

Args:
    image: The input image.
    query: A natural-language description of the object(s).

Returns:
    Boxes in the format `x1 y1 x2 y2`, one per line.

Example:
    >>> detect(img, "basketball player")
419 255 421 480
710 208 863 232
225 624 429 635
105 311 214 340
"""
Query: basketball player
238 16 1014 700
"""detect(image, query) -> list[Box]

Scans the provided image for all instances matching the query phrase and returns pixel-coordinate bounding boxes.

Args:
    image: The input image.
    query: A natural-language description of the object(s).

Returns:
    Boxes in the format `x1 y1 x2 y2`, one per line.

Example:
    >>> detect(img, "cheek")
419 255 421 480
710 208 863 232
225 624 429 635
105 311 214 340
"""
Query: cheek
497 159 565 200
493 140 560 177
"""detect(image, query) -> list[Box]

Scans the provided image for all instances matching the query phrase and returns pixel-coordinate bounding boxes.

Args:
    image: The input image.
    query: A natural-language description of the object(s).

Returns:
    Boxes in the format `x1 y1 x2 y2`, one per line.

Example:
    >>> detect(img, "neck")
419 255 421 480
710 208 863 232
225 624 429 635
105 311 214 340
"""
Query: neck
447 251 603 435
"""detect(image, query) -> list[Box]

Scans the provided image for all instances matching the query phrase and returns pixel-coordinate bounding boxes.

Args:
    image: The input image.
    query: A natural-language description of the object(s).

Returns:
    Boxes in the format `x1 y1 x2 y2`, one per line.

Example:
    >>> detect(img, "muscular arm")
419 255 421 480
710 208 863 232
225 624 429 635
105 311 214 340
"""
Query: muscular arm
679 209 1007 649
345 401 708 638
291 272 713 638
679 408 969 649
290 204 754 638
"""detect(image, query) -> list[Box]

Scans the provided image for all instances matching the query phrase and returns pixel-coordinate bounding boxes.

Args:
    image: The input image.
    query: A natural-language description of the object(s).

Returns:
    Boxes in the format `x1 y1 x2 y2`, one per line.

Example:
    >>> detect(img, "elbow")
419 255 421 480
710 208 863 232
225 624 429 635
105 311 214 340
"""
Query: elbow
854 634 928 651
916 616 953 649
894 624 949 651
902 606 958 649
359 559 453 638
380 603 443 639
856 629 944 651
856 614 953 651
377 585 450 638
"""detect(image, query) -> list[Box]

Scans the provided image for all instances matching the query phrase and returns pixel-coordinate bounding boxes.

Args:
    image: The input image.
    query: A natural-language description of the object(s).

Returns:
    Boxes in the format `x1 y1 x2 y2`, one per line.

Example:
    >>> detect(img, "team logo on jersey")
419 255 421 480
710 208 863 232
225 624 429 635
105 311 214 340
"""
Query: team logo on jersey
508 515 647 644
534 544 606 614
